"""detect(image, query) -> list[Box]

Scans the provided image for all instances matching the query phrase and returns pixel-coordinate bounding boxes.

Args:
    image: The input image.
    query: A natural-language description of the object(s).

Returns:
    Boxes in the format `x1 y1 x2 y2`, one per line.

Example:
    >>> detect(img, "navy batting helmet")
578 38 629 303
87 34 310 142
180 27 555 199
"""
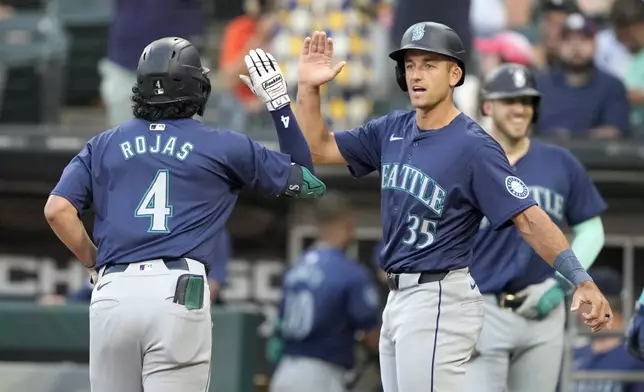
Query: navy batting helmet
389 22 467 91
136 37 211 116
480 63 541 123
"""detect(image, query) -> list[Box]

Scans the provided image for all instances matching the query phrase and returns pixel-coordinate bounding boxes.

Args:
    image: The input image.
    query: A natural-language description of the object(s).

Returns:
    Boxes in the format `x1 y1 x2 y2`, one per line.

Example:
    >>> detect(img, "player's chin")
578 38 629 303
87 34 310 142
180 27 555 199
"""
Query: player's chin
502 122 530 138
409 95 432 109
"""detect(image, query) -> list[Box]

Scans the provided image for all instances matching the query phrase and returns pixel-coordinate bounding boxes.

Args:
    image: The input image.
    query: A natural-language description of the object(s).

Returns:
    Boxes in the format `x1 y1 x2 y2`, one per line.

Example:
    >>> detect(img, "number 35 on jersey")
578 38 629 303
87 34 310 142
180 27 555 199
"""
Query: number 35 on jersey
135 169 173 233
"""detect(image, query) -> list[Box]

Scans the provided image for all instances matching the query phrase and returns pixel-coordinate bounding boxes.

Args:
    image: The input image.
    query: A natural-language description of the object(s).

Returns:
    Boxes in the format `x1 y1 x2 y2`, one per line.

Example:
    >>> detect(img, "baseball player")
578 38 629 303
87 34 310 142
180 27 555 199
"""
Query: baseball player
627 287 644 362
288 22 613 392
464 63 607 392
268 192 381 392
43 37 325 392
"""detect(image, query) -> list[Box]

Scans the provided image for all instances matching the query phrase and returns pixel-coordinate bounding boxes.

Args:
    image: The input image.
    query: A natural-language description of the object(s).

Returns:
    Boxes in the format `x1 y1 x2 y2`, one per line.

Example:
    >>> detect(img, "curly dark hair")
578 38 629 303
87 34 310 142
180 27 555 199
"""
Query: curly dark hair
131 85 202 122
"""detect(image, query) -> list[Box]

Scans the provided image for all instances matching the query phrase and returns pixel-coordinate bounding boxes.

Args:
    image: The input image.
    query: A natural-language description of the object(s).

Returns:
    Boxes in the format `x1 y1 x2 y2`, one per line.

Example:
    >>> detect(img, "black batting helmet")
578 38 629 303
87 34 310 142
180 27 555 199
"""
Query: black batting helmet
480 63 541 123
389 22 467 91
136 37 211 116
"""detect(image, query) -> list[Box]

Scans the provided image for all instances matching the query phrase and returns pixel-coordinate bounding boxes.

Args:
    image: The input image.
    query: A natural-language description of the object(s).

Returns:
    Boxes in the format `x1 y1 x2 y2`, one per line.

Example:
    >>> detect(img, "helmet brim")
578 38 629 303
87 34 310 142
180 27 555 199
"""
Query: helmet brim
389 44 465 65
483 88 541 100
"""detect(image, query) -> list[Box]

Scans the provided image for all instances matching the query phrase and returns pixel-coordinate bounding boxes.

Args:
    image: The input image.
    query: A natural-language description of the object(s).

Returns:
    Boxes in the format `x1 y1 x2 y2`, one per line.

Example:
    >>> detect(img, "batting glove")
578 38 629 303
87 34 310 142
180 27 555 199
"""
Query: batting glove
514 277 565 320
239 48 290 111
626 302 644 361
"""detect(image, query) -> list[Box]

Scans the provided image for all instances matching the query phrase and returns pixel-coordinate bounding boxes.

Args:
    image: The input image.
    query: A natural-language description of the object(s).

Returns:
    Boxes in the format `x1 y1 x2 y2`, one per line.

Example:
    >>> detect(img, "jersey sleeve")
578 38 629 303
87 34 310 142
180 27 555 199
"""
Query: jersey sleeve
207 231 231 284
222 131 291 196
50 140 94 215
563 151 607 225
468 139 537 230
346 268 380 330
333 114 387 178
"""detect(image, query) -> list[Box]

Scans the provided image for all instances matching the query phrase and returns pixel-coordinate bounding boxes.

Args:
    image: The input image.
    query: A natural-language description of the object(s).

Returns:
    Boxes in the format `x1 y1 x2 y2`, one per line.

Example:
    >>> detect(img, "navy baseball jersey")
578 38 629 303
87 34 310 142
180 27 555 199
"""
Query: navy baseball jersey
334 111 537 273
572 343 644 392
470 141 606 294
51 118 292 271
279 247 380 369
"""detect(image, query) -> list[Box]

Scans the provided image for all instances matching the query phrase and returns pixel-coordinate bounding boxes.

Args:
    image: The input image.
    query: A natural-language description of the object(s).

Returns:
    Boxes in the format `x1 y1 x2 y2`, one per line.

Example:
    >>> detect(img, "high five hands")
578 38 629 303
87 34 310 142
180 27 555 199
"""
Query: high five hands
297 31 346 88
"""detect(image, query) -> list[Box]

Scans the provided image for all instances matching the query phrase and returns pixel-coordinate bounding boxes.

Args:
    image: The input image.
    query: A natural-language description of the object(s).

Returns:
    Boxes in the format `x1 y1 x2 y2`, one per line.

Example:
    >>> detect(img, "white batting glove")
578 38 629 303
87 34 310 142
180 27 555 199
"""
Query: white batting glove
239 48 290 111
515 277 565 319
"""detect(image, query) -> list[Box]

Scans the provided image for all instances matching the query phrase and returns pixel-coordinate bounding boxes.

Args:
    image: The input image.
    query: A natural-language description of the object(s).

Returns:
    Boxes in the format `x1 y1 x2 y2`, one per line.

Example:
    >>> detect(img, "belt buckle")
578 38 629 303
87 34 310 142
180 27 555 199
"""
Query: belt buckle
498 293 524 311
386 273 400 291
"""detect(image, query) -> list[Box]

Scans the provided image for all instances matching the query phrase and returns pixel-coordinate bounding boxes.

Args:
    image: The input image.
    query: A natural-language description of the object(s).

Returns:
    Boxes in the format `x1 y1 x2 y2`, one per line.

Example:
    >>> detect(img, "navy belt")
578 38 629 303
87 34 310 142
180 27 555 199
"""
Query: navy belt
102 258 189 276
386 270 449 291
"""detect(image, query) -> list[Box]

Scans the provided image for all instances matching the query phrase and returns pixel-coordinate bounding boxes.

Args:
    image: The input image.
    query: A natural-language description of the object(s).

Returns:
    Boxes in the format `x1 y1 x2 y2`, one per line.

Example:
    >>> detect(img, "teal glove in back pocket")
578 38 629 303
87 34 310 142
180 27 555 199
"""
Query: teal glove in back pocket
174 274 204 311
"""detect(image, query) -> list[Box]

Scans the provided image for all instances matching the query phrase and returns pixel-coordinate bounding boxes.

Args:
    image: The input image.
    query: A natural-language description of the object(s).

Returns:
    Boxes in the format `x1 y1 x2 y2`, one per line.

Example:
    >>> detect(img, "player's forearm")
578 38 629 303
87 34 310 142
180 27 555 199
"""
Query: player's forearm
513 206 568 264
571 216 604 270
295 85 335 164
513 205 592 286
44 198 97 268
269 105 315 173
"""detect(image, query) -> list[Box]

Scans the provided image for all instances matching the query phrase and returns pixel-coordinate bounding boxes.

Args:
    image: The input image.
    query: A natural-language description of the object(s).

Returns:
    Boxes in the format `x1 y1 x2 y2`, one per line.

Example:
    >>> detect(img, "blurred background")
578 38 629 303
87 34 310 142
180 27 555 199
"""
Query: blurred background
0 0 643 391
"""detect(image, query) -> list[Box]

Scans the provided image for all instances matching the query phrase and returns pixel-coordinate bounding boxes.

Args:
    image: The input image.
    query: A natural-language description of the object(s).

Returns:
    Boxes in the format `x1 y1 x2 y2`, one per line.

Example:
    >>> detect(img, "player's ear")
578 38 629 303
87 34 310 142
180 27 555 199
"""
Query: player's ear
448 62 462 88
481 101 493 117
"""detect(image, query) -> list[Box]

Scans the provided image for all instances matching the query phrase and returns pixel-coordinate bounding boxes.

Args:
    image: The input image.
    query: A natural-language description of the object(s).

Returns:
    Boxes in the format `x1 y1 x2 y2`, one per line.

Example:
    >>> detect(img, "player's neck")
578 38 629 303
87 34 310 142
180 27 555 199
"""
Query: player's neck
415 101 460 131
316 238 348 253
493 133 530 166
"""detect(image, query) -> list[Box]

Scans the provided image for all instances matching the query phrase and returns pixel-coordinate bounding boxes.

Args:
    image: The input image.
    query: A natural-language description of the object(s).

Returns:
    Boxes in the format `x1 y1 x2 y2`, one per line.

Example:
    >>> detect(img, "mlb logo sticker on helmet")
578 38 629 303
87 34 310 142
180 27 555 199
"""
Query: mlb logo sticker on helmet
154 79 165 95
505 176 530 199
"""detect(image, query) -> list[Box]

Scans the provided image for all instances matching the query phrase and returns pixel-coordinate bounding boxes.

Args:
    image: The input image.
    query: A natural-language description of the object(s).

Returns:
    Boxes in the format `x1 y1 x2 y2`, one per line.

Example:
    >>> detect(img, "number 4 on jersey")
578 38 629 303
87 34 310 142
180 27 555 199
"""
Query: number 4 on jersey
135 169 173 233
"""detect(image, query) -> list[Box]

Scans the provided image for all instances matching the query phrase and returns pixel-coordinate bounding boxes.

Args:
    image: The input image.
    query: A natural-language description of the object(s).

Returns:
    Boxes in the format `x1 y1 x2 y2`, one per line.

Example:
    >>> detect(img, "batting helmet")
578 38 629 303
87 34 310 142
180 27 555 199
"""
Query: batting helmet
389 22 467 91
480 63 541 123
136 37 211 116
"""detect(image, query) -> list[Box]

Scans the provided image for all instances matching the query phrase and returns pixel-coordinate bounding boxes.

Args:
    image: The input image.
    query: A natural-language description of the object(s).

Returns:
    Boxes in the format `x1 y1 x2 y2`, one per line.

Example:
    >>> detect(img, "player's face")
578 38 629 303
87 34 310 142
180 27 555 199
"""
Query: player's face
490 97 535 140
403 50 459 110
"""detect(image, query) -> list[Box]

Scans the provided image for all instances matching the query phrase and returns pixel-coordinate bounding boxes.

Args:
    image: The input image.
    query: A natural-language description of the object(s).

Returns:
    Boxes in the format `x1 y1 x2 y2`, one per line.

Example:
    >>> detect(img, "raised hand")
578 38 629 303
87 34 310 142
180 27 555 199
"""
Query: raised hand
298 31 346 88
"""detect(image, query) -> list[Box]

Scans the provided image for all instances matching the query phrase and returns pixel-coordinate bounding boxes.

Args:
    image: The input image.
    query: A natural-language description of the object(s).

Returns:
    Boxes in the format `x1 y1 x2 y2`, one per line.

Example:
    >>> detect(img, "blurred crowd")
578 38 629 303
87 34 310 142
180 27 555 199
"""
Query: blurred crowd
0 0 643 140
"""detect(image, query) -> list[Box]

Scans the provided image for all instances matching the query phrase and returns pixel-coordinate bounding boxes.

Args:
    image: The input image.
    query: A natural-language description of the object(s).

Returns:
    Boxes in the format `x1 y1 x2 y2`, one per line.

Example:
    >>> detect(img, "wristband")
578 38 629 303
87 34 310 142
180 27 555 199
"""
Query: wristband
553 249 593 286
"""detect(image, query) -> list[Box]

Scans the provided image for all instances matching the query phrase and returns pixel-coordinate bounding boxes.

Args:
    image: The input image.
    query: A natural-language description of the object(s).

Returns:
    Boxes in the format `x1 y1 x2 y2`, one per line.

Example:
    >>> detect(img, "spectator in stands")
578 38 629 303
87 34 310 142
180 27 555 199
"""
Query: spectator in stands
534 0 579 69
470 0 534 38
218 0 277 131
571 267 644 392
535 13 630 139
271 0 389 130
475 31 536 77
99 0 206 128
608 0 644 136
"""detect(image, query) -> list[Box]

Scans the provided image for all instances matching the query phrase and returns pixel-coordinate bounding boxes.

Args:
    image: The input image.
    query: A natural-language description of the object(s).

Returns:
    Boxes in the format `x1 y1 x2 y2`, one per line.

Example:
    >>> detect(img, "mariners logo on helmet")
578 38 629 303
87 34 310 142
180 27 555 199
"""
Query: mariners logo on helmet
512 68 526 88
411 24 425 41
